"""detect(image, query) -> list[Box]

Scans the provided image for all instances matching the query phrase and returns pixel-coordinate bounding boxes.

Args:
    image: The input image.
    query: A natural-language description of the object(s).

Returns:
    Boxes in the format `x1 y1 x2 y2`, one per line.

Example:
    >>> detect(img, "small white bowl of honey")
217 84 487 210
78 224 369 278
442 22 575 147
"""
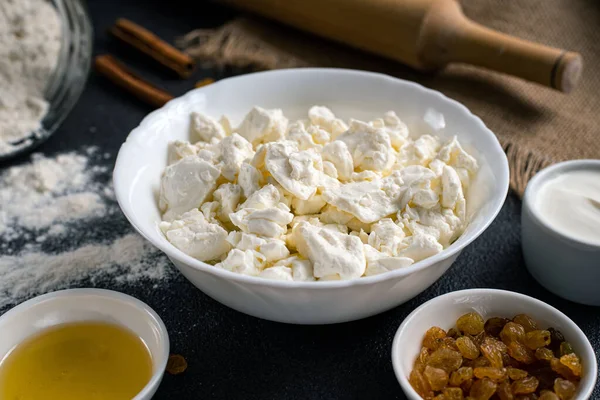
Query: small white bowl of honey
0 288 169 400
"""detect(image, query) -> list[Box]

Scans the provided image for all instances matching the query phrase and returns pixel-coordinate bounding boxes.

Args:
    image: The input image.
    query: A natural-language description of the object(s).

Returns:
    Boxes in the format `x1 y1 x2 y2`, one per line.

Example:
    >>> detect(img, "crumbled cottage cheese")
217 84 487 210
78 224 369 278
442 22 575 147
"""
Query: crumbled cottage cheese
158 106 479 281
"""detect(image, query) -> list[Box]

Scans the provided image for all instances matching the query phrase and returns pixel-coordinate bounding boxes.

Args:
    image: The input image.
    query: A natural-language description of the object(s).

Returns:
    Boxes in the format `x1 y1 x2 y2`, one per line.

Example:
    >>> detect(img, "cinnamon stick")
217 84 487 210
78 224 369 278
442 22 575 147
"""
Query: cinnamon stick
94 54 174 108
110 18 196 78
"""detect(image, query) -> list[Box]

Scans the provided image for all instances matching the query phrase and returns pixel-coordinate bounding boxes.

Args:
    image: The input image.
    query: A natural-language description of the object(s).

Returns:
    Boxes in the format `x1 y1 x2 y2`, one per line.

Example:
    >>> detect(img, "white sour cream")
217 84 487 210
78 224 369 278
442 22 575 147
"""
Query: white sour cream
536 169 600 246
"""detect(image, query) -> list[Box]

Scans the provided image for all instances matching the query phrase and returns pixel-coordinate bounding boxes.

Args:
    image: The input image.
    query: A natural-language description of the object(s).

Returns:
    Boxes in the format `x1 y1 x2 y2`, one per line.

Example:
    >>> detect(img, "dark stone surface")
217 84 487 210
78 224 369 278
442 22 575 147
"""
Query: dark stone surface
1 1 598 399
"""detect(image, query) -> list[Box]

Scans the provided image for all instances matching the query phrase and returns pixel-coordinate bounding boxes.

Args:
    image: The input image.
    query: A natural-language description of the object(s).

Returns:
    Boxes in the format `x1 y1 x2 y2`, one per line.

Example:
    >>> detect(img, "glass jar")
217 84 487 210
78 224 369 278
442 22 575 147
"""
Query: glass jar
0 0 93 161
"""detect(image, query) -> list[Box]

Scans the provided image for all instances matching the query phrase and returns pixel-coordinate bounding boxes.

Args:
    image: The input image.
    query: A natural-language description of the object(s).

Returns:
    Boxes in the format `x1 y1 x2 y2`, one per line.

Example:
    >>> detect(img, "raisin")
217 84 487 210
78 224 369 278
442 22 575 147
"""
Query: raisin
472 356 491 368
439 337 460 351
550 358 577 380
496 381 514 400
559 354 582 377
474 367 508 382
507 368 528 380
513 314 538 332
500 322 526 345
538 391 560 400
502 352 522 368
535 348 555 361
424 326 447 350
559 342 575 357
443 387 464 400
166 354 188 375
415 347 431 372
515 395 539 400
553 378 577 400
461 378 473 393
427 348 463 372
409 369 434 398
485 317 510 337
496 339 509 354
508 341 536 364
447 328 461 339
424 365 449 391
547 328 565 353
457 312 485 335
432 338 445 350
481 337 504 368
524 330 551 350
456 336 480 360
512 376 539 394
471 332 486 348
469 377 497 400
433 395 447 400
449 367 473 386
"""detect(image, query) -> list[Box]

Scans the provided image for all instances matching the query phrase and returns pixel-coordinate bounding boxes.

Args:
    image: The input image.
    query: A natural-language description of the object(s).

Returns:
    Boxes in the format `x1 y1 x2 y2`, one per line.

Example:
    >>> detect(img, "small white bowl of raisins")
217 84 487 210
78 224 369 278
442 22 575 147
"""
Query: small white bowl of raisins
391 289 597 399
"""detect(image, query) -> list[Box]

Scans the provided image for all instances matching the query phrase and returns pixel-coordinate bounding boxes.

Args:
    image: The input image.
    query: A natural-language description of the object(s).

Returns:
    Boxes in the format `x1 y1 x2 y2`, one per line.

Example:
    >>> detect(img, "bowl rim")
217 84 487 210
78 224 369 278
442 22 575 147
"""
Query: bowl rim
523 159 600 250
0 288 169 400
113 67 510 288
391 288 598 400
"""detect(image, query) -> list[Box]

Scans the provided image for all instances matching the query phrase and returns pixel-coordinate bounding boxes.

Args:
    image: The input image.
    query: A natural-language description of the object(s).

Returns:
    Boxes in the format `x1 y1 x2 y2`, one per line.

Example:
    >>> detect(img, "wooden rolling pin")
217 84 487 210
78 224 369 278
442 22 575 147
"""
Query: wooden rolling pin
224 0 582 93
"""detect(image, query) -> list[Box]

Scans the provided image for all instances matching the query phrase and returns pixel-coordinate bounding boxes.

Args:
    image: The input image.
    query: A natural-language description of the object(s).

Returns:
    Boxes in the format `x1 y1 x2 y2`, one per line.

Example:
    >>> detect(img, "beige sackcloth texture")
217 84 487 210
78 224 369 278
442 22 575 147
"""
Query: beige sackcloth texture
178 0 600 196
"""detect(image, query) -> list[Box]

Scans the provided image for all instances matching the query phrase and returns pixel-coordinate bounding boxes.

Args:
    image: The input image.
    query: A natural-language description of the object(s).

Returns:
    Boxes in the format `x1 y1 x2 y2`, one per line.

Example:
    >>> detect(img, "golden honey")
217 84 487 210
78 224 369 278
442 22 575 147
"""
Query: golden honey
0 321 153 400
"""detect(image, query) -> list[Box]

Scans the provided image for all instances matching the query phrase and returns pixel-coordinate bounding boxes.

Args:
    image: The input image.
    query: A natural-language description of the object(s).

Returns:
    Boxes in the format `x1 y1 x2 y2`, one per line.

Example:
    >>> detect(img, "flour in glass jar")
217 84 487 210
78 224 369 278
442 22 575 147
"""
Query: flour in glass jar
0 0 62 154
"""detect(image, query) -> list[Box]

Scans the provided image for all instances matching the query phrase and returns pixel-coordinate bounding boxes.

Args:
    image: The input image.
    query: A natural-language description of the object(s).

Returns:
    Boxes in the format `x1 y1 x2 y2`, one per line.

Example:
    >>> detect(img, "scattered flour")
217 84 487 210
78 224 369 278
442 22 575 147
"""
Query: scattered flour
0 151 108 239
0 147 173 309
35 224 66 243
0 233 171 308
0 0 62 154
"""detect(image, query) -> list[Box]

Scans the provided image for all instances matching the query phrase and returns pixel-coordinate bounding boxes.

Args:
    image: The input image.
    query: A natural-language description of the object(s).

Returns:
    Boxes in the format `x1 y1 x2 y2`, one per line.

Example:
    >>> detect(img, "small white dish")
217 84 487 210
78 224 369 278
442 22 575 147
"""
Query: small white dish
522 160 600 306
392 289 597 400
0 289 169 400
113 68 509 324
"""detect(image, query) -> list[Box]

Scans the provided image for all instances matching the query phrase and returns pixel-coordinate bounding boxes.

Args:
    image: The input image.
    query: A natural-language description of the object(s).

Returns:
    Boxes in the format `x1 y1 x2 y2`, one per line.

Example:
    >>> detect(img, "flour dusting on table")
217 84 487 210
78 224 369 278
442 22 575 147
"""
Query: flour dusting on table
0 148 172 309
0 233 171 308
0 150 109 239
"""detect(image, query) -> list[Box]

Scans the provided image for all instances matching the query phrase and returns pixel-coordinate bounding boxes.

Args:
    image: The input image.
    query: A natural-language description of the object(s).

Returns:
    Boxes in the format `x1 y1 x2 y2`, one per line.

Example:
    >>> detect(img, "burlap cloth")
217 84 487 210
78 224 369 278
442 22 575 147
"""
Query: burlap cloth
178 0 600 196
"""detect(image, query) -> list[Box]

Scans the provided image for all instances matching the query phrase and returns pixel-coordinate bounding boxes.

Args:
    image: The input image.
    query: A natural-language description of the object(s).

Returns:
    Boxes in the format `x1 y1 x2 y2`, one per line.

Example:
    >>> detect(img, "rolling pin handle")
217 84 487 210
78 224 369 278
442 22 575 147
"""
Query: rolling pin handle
418 0 583 93
552 51 583 93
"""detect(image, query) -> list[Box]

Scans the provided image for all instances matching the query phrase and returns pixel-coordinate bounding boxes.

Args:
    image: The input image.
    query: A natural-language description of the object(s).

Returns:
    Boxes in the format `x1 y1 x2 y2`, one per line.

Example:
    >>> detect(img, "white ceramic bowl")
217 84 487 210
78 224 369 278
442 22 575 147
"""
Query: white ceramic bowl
392 289 597 399
522 160 600 306
0 289 169 400
113 68 509 324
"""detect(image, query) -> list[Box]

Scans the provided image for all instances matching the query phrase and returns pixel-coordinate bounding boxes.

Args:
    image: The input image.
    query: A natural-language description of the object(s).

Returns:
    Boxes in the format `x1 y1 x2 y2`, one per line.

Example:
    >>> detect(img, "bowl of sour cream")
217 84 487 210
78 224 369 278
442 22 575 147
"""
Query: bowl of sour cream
522 160 600 306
